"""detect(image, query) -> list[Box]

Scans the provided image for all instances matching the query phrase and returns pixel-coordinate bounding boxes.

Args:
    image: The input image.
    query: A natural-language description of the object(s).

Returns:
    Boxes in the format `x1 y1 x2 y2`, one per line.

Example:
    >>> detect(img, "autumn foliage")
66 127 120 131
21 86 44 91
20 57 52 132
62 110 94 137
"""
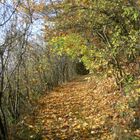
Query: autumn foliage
0 0 140 140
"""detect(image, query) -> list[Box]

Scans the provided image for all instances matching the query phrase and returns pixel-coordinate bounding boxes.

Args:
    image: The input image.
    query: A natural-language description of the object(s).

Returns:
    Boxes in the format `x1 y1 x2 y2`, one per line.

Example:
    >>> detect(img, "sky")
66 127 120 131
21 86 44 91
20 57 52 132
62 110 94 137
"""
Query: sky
0 0 45 45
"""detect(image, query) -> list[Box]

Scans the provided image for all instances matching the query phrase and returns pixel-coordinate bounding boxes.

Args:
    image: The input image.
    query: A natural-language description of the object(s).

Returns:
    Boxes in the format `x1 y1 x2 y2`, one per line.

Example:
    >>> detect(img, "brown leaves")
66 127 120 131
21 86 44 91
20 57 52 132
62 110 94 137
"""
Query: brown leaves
27 75 140 139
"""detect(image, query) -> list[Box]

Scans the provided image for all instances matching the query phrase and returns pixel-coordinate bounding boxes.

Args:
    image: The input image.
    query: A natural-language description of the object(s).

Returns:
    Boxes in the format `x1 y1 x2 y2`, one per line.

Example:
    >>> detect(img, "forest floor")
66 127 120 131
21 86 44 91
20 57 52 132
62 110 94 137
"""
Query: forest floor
22 74 140 140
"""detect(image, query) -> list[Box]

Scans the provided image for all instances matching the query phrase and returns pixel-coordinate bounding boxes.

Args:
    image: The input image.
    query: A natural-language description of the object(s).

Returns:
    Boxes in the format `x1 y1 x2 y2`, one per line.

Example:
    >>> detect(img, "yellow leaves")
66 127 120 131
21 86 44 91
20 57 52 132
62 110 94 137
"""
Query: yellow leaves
136 88 140 93
31 78 38 84
90 130 95 134
58 117 63 121
16 0 45 19
50 33 87 58
75 0 92 6
27 74 139 139
75 124 81 129
82 122 88 127
28 124 34 128
33 3 45 12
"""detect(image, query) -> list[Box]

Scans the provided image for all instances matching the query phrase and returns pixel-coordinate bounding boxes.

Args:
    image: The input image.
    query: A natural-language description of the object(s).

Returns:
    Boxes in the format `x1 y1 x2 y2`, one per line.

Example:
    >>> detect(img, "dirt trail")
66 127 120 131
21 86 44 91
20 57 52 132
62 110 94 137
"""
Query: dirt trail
32 75 120 140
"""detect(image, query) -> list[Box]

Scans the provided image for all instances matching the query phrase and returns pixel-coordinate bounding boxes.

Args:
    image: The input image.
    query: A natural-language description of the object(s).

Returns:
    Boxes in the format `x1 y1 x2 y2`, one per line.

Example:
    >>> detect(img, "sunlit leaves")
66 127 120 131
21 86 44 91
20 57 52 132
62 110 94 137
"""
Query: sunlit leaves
122 6 139 21
42 1 140 138
50 33 87 59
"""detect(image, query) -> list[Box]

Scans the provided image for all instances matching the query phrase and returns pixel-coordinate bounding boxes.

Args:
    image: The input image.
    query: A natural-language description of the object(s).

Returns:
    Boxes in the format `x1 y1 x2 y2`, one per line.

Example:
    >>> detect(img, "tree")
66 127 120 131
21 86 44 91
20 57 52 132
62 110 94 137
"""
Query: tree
0 1 33 139
45 0 140 93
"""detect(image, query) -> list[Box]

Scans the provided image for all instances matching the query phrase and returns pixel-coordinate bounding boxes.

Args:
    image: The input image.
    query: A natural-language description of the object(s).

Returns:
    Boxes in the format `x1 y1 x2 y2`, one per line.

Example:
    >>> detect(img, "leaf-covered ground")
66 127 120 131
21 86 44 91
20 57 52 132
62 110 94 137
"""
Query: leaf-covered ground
24 74 140 140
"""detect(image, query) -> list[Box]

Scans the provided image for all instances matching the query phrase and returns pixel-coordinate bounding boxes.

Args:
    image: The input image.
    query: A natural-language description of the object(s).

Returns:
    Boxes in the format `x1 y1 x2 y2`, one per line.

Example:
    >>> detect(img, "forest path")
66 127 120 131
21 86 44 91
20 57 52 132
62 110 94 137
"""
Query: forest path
31 74 120 140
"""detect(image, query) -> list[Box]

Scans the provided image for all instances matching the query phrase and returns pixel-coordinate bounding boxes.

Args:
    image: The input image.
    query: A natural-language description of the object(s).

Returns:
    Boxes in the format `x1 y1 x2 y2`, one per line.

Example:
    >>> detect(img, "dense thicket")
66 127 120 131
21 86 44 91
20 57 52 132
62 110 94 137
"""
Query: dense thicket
0 1 78 139
43 0 140 139
1 0 140 139
46 0 140 91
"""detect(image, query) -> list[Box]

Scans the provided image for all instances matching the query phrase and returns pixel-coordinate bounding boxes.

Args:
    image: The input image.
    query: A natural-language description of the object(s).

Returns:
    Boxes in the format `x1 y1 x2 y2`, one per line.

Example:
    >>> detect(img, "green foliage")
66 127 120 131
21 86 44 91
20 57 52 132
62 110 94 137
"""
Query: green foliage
50 33 87 59
44 1 140 138
48 0 140 87
122 6 139 21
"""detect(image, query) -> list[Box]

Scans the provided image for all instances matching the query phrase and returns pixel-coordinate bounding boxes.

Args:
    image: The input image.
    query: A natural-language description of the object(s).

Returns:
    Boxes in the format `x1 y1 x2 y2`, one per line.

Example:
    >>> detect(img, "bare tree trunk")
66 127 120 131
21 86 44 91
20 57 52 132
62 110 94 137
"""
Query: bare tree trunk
0 54 8 140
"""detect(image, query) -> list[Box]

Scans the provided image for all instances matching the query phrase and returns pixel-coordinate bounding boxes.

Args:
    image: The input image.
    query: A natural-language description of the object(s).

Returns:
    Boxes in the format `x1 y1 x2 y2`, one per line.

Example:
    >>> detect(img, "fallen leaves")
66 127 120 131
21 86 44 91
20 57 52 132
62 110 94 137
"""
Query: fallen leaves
25 75 140 140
